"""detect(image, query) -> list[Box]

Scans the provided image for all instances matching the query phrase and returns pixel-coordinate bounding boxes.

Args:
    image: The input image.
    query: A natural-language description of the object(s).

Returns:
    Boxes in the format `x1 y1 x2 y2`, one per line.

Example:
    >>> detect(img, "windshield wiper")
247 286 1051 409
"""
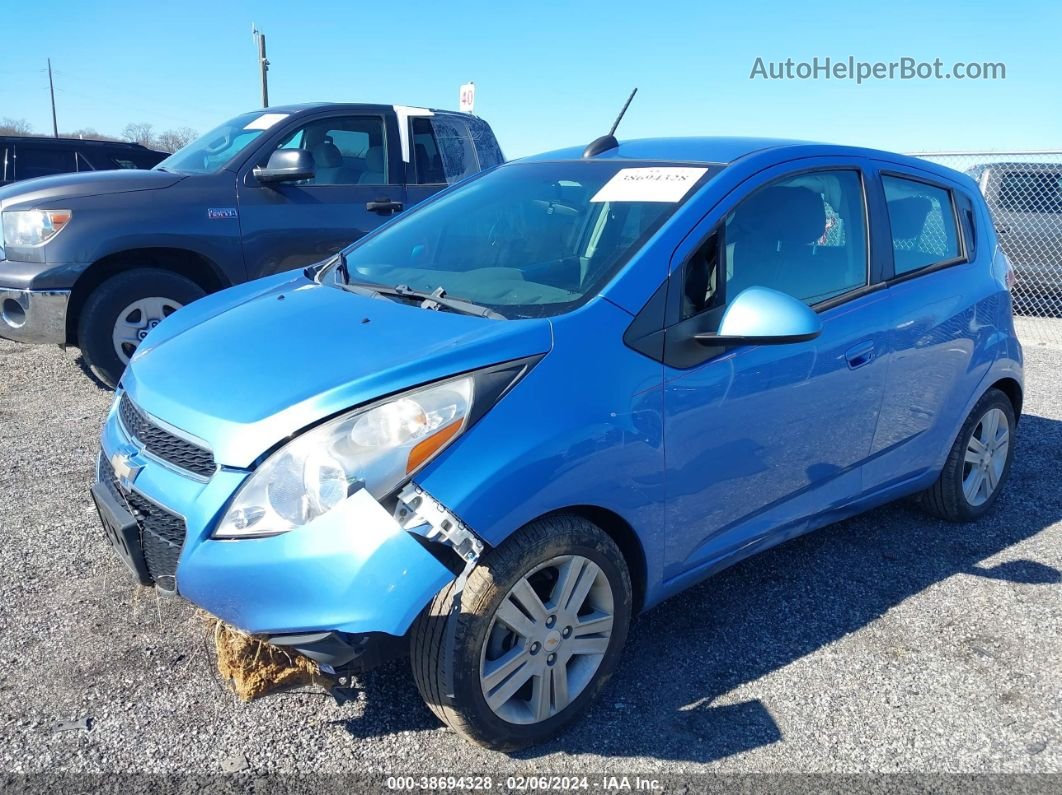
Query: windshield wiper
328 254 503 319
390 284 506 319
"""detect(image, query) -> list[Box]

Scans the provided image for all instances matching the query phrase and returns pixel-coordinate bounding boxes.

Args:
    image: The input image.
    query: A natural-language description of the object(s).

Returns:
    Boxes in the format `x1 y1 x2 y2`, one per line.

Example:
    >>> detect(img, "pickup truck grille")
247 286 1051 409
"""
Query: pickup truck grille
118 394 216 479
99 454 187 591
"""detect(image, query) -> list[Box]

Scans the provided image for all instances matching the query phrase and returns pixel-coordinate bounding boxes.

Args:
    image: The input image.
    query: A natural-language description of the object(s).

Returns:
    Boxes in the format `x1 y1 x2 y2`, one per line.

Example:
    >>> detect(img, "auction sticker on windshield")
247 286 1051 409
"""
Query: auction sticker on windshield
591 167 708 203
244 113 290 130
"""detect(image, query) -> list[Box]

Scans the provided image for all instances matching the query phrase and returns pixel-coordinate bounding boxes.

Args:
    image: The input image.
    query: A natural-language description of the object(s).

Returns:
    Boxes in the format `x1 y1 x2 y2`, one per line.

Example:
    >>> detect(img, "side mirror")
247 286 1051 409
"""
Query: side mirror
253 149 315 184
694 286 822 347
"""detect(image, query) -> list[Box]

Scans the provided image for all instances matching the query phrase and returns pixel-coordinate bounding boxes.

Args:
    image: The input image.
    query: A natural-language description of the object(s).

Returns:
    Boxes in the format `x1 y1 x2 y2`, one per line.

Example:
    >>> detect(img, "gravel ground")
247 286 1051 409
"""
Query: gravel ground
0 338 1059 777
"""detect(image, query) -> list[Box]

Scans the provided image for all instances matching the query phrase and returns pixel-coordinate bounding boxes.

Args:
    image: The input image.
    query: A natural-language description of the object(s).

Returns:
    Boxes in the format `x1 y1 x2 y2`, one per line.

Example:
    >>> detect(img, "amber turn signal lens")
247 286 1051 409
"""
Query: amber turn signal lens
406 419 463 474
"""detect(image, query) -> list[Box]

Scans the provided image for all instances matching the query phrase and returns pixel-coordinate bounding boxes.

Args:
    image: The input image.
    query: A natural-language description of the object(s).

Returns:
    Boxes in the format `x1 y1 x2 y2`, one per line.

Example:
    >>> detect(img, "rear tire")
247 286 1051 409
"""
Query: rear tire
919 388 1016 522
410 515 632 751
77 269 205 388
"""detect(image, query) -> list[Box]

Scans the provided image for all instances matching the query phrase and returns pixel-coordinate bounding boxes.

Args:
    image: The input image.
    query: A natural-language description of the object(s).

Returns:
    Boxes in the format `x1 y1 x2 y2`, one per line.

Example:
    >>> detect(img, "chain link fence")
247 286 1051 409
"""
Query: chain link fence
912 151 1062 348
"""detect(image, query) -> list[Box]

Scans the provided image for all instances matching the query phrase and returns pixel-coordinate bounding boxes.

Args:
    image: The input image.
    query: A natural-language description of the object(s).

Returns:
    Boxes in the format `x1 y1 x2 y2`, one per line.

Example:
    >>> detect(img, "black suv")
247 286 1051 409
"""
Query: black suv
0 136 167 186
0 103 504 386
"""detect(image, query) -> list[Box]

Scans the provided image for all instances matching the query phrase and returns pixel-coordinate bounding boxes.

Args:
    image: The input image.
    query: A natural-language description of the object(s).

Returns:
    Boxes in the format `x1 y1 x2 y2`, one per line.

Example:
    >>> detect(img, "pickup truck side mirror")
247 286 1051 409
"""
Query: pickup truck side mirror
694 286 822 346
253 149 315 185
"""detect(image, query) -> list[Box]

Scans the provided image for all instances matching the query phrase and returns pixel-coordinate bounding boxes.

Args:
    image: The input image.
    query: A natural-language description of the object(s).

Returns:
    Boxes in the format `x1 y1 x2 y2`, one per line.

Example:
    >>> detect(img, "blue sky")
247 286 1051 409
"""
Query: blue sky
0 0 1058 157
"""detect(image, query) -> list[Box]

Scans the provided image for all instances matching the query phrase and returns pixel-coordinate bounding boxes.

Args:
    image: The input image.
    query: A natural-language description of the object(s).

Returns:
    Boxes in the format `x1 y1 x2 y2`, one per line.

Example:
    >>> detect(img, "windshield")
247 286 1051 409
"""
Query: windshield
155 111 291 175
329 161 710 317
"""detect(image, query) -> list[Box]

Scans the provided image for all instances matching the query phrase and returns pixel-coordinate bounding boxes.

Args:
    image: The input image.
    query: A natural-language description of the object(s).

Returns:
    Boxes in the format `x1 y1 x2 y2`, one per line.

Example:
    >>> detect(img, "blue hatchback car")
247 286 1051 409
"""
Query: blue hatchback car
93 136 1022 749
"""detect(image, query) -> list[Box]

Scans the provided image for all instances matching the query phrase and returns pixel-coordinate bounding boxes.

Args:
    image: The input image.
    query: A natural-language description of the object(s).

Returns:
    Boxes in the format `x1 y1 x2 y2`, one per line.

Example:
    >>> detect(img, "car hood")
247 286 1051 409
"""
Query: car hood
0 169 184 210
122 271 554 468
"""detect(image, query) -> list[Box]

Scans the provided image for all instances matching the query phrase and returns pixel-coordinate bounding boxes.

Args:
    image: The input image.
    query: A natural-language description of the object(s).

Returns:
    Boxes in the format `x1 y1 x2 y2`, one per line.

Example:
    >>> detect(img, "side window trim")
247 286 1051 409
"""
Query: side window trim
879 168 969 284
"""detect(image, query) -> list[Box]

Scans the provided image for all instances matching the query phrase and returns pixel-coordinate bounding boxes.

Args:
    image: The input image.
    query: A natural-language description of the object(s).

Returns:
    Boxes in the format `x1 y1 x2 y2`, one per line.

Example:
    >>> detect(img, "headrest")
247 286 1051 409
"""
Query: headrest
731 186 826 245
365 148 384 170
312 142 342 168
887 197 933 240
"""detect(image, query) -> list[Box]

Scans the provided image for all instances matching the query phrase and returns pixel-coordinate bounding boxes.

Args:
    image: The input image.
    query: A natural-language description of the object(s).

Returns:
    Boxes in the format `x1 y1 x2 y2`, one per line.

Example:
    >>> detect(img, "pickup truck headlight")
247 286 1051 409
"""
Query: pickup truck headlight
1 209 73 247
215 375 474 538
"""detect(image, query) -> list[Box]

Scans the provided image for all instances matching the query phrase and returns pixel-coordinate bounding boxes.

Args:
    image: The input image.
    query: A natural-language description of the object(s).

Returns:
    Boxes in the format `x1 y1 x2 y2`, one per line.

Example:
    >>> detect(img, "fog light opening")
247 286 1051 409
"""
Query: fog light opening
2 299 26 328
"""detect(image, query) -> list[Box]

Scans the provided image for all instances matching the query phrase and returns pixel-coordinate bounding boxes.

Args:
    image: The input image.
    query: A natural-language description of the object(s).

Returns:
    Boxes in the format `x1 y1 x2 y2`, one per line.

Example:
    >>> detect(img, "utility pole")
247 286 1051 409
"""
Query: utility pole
252 25 270 108
47 58 58 138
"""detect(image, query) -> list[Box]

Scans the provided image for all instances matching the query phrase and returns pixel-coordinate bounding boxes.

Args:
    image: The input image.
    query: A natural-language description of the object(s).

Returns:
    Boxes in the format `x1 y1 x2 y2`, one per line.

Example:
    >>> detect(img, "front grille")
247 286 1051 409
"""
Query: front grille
99 453 187 590
118 394 216 479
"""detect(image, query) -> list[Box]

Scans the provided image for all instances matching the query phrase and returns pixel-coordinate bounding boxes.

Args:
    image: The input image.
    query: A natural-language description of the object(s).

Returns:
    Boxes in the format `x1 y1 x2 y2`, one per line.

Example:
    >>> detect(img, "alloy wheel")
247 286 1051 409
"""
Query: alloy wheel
962 407 1010 507
479 554 615 725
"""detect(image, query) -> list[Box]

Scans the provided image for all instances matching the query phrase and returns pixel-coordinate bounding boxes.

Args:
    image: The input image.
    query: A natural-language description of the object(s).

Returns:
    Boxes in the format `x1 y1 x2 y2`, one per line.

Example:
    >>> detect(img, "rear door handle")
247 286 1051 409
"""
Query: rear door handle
366 199 403 215
845 340 875 369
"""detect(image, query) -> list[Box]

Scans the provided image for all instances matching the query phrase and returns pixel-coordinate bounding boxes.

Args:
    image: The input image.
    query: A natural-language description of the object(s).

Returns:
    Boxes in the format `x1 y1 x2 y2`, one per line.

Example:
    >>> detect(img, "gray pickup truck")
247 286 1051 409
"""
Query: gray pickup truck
0 103 503 386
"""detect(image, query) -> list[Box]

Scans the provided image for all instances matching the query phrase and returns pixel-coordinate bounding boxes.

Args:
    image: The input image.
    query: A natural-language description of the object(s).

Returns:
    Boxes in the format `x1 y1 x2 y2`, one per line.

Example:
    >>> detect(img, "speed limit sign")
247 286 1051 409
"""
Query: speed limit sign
459 82 476 113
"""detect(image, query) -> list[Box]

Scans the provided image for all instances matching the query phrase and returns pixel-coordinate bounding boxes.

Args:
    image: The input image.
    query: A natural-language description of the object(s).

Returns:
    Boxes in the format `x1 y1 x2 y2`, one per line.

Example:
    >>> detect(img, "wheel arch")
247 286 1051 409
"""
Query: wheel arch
66 247 229 344
989 376 1023 423
540 505 648 614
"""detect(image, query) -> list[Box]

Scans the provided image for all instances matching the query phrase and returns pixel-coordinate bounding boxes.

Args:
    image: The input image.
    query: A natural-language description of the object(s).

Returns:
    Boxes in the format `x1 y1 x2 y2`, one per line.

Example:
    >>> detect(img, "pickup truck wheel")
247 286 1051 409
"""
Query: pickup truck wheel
77 269 205 388
410 515 632 751
918 388 1016 521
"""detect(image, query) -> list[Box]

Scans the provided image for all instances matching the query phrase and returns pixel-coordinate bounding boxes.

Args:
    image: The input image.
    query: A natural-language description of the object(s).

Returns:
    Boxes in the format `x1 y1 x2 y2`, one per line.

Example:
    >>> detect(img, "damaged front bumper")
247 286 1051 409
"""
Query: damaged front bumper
97 398 466 644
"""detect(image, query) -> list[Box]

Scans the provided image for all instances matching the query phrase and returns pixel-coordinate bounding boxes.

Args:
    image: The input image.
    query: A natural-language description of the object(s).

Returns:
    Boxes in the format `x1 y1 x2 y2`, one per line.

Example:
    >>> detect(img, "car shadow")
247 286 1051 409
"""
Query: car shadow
336 413 1062 761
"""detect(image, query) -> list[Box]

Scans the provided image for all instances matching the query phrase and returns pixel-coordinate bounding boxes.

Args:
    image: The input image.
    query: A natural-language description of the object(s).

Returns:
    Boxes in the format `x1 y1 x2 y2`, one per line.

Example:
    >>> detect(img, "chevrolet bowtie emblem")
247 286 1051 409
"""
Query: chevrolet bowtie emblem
111 444 144 489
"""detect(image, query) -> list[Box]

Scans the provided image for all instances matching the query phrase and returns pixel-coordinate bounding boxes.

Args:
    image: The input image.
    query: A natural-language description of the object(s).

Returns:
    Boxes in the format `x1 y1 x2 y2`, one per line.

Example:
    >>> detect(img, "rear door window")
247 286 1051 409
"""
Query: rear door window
411 117 445 184
15 146 76 180
882 175 963 275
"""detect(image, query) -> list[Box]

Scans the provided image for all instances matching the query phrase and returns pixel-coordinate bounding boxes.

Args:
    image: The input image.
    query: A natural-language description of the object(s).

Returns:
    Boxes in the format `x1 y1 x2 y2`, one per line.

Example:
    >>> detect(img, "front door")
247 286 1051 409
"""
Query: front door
661 165 890 579
237 113 406 277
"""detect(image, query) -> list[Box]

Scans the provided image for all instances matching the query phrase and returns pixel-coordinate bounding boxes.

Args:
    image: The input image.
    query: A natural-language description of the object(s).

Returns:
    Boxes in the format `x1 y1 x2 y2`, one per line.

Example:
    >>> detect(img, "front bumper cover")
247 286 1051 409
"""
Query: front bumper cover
0 286 70 344
97 400 461 639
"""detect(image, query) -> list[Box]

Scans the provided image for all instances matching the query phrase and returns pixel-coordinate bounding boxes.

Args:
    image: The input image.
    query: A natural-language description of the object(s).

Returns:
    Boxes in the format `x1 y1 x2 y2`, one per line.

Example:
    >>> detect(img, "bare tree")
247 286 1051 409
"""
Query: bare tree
121 122 156 148
155 127 198 153
0 117 34 136
63 127 119 142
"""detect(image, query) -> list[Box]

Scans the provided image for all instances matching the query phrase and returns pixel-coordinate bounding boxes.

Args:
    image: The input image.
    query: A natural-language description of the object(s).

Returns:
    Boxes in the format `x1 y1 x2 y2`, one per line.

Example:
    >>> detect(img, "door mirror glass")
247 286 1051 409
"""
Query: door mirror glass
694 286 823 346
254 149 315 184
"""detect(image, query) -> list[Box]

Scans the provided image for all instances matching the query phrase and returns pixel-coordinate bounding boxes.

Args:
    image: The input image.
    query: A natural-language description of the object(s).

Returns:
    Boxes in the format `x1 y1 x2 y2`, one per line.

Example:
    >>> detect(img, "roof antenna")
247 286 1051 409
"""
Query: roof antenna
582 88 638 158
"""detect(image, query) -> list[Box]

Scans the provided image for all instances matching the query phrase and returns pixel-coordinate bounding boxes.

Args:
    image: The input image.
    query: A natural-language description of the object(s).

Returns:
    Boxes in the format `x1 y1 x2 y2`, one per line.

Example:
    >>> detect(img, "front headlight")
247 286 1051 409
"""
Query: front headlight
215 375 474 538
1 209 73 247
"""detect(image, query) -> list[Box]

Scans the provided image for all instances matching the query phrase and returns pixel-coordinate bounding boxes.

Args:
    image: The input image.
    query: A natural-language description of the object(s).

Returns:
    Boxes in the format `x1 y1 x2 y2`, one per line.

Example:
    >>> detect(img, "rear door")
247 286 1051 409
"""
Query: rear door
236 111 406 278
863 167 990 490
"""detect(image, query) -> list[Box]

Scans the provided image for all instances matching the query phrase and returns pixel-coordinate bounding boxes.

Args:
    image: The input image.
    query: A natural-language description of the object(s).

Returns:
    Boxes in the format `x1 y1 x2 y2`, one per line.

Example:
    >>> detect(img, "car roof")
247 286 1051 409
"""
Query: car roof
0 135 155 149
520 136 975 187
250 102 461 116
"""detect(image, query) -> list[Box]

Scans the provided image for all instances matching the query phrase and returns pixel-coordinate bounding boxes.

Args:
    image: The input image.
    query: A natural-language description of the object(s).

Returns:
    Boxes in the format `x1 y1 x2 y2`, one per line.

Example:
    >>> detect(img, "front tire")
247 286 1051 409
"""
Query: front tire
410 515 632 751
919 388 1016 521
77 269 205 388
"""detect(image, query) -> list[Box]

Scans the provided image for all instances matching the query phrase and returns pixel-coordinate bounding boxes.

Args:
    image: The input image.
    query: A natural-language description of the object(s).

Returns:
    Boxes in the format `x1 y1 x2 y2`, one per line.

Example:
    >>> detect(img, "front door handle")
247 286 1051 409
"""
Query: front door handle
845 340 875 369
366 199 403 215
